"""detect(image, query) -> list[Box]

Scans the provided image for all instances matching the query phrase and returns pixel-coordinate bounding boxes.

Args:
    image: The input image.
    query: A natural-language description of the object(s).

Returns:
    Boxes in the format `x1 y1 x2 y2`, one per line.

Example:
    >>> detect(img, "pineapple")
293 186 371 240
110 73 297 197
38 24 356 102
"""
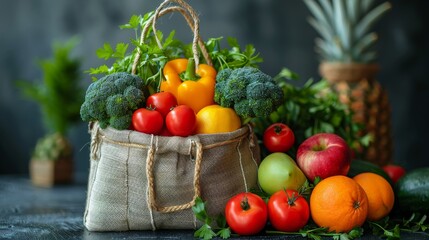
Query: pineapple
304 0 393 166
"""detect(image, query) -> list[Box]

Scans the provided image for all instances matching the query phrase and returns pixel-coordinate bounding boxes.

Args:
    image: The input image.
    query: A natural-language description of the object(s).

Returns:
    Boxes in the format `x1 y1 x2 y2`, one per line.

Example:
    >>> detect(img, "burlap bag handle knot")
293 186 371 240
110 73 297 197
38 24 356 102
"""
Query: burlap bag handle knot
131 0 212 76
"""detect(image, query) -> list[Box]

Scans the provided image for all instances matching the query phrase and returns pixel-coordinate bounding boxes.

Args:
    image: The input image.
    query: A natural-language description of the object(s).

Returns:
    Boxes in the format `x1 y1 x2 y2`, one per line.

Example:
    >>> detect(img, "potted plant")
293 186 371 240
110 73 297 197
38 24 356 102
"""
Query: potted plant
17 39 83 187
304 0 393 166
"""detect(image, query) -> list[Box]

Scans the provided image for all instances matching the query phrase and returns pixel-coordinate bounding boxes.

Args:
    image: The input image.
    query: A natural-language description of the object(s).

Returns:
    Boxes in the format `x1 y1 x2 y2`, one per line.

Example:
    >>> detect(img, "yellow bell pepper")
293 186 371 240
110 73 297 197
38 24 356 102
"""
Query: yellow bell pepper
161 58 216 113
195 105 241 134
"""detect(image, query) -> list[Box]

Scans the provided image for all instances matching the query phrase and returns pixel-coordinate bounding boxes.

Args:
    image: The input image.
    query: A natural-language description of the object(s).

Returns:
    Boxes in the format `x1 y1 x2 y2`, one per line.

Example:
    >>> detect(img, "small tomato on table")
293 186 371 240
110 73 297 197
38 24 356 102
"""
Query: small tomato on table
225 192 268 236
263 123 295 153
268 189 310 232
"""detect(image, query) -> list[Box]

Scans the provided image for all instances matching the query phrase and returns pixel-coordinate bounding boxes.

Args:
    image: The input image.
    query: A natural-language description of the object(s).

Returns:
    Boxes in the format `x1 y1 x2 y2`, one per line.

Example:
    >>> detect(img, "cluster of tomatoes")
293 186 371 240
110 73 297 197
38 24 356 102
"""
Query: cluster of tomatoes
225 190 309 236
131 92 196 137
224 123 309 235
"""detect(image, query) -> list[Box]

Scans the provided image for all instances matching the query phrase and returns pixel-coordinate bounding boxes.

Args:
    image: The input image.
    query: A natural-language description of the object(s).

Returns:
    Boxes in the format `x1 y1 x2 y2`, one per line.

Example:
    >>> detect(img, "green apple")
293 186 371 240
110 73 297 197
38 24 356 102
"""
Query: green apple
258 152 307 195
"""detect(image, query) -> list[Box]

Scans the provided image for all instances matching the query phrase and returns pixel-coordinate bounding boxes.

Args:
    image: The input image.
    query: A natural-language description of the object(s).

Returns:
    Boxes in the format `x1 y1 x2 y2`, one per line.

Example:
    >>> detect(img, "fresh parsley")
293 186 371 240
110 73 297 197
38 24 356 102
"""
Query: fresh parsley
192 197 231 240
267 225 363 240
87 14 263 95
368 213 429 239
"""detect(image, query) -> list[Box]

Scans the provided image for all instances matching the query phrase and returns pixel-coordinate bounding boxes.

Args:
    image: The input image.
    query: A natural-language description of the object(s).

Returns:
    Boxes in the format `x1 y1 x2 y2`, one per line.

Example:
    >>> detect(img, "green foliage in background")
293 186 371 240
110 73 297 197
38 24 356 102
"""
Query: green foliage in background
252 68 371 159
16 38 84 135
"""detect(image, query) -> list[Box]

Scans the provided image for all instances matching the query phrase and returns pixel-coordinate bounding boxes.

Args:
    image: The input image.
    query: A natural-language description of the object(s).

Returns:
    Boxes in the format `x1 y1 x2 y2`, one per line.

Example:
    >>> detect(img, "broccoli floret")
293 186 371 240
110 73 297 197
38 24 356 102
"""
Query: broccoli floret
80 72 146 129
214 67 284 124
106 94 129 117
109 114 132 130
123 85 144 110
79 101 92 122
215 68 232 83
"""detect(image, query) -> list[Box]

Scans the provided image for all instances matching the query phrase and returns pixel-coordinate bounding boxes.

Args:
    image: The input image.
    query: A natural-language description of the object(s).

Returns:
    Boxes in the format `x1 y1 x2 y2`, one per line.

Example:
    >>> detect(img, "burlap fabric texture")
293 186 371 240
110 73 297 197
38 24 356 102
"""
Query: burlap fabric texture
83 122 260 231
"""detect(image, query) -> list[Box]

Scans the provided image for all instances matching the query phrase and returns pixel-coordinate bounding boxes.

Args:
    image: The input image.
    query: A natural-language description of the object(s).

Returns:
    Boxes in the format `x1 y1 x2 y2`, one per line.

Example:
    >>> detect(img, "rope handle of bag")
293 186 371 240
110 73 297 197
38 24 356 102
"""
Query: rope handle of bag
131 0 212 76
145 138 203 212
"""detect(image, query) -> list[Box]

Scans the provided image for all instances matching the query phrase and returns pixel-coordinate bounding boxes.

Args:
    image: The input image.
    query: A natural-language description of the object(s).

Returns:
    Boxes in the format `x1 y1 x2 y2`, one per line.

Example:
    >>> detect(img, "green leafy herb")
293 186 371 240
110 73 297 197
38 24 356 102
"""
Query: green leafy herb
16 38 83 135
368 213 429 239
205 37 263 71
267 225 363 240
194 224 216 240
87 13 184 91
87 14 263 94
368 217 401 239
252 68 371 159
192 197 231 240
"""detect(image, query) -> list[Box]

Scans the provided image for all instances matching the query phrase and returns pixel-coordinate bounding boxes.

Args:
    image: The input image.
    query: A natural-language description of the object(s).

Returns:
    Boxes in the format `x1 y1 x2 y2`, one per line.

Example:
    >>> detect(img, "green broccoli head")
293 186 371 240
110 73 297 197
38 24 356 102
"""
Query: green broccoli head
124 85 144 110
109 114 132 130
80 72 146 129
106 94 129 117
214 67 284 124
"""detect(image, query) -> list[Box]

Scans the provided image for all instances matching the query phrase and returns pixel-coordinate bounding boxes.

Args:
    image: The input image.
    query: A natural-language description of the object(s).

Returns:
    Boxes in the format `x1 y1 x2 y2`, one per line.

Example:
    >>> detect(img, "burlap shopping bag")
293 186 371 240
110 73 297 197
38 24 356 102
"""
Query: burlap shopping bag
83 0 260 231
83 122 260 231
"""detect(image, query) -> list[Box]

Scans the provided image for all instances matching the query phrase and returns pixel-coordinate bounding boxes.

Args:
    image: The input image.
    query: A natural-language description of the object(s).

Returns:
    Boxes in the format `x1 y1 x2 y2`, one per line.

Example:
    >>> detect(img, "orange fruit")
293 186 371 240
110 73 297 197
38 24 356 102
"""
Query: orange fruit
353 172 395 221
310 175 368 233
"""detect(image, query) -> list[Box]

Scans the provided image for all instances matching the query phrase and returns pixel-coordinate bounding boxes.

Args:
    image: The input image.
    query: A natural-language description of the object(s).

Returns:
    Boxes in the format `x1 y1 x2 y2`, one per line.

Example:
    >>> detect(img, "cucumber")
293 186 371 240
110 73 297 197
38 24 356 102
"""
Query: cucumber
395 167 429 214
347 159 393 185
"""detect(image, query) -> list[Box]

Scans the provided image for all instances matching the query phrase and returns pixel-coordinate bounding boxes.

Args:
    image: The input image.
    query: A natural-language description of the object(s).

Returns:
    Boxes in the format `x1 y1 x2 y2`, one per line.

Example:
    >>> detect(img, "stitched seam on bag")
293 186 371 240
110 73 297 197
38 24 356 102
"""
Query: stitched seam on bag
236 139 248 192
248 134 259 175
84 152 100 225
125 130 131 230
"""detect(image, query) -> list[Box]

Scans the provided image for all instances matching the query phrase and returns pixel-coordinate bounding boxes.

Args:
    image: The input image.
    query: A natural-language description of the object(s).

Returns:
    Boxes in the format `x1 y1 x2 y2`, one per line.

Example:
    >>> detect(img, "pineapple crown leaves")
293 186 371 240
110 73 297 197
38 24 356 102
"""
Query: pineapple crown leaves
304 0 391 63
16 38 84 135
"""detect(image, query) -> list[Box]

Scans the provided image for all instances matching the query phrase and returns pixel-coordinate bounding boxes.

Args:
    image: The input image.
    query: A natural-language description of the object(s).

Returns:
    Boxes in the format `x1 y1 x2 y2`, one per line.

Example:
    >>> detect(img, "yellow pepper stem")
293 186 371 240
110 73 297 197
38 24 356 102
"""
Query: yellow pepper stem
179 58 200 81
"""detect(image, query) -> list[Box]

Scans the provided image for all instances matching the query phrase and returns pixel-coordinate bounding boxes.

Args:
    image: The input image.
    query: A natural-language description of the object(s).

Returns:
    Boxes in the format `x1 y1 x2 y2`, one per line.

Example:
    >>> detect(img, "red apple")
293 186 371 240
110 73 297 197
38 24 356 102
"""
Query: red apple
296 133 351 182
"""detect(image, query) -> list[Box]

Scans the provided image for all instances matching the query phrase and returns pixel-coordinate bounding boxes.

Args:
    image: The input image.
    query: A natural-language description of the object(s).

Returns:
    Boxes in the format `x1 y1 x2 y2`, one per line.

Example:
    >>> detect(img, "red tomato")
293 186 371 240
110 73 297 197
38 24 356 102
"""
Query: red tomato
165 105 196 137
146 92 178 117
382 164 406 184
263 123 295 153
132 108 164 134
268 189 309 232
225 192 268 235
159 127 173 137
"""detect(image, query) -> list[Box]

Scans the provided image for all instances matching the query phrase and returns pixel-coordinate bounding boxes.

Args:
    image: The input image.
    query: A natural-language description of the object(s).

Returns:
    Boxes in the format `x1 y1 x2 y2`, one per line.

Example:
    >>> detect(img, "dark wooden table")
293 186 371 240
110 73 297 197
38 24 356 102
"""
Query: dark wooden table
1 175 428 240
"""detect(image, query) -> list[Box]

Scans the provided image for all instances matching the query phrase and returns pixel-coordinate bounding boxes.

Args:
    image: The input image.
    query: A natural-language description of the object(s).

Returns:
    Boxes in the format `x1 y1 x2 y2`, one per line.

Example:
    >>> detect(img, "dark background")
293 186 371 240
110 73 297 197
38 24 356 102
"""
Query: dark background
1 0 428 179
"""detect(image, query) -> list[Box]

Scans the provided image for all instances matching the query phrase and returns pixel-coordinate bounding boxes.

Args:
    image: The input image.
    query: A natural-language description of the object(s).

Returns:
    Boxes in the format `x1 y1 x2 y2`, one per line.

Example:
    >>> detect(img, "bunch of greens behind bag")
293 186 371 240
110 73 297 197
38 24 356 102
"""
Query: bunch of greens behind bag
83 0 260 231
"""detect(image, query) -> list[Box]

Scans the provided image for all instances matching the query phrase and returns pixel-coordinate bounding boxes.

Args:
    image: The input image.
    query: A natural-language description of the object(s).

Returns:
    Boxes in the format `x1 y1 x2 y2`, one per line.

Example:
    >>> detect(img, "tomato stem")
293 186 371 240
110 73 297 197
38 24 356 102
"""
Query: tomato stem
274 125 283 135
240 195 250 211
284 189 298 206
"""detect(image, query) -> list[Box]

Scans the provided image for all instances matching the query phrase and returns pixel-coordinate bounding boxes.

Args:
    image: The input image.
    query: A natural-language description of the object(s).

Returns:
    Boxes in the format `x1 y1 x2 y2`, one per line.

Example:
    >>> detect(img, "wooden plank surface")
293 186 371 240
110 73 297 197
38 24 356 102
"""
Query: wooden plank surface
1 175 428 239
0 176 195 239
